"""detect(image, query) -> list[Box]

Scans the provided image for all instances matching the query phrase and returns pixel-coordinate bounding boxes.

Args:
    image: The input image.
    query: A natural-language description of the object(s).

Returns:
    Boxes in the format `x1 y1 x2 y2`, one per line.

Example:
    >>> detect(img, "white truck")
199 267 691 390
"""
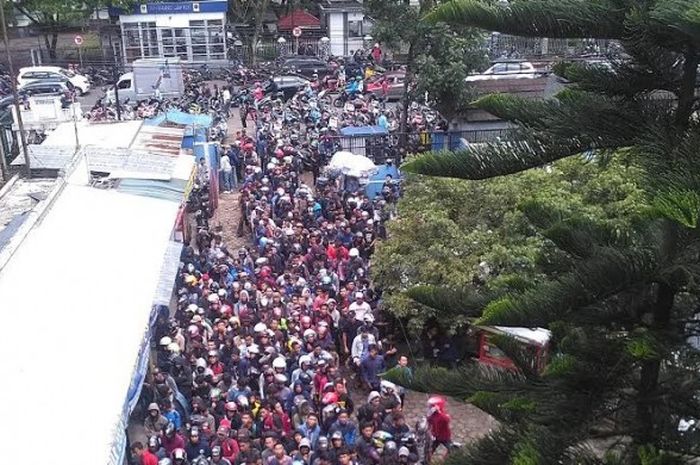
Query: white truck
106 58 185 103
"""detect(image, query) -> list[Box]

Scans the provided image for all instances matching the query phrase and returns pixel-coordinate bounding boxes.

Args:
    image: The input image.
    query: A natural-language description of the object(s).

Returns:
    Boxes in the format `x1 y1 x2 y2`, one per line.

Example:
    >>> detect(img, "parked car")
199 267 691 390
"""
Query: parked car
17 66 90 95
280 57 334 78
20 79 76 98
263 75 311 100
365 71 406 100
465 61 538 82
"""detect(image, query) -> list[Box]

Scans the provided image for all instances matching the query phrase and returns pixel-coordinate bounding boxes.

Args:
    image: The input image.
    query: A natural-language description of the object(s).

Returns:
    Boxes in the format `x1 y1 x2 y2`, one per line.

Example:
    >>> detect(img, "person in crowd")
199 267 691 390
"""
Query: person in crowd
124 62 455 465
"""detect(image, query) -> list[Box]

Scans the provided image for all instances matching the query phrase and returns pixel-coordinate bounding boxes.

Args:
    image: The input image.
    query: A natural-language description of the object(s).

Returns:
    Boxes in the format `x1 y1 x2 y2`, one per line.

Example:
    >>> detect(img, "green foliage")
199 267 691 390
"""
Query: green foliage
13 0 134 59
374 156 645 333
365 0 486 120
385 0 700 463
511 439 541 465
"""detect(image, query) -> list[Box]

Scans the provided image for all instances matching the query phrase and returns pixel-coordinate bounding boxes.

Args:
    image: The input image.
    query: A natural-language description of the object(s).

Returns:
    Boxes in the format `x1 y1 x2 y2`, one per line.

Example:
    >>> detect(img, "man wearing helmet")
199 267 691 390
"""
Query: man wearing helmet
426 396 453 454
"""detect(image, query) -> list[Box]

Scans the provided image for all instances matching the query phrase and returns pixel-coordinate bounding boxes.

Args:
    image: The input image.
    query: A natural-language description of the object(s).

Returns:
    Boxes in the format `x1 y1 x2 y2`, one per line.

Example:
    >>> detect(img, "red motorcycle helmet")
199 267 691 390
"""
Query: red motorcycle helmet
322 391 339 405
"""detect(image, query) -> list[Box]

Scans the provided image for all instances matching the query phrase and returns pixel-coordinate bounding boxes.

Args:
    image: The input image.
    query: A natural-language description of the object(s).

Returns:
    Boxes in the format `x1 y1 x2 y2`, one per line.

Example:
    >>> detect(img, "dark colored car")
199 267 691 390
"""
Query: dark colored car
20 79 76 98
281 57 334 78
263 75 311 100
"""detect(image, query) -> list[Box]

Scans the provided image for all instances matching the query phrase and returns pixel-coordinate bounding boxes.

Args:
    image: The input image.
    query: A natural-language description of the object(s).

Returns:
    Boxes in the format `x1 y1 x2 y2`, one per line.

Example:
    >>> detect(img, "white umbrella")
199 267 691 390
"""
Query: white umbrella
328 151 377 177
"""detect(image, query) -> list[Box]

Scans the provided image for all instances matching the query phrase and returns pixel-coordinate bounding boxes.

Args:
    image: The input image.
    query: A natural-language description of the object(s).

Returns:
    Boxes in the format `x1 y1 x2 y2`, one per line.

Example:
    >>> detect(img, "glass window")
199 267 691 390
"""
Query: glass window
348 20 362 38
118 79 131 89
161 29 176 58
123 22 142 61
207 20 225 59
190 20 207 60
141 22 158 57
174 28 188 60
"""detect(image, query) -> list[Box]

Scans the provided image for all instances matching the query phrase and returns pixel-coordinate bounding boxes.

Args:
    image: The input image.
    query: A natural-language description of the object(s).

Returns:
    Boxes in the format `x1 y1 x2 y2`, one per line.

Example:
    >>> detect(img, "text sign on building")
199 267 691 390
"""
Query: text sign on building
144 2 194 14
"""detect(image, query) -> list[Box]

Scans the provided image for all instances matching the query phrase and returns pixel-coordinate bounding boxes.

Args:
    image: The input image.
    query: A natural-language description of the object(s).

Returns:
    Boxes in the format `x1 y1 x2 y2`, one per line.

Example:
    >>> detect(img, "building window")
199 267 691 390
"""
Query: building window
122 22 142 61
348 20 362 38
207 19 225 60
190 20 207 60
141 22 158 57
173 28 188 60
161 29 176 58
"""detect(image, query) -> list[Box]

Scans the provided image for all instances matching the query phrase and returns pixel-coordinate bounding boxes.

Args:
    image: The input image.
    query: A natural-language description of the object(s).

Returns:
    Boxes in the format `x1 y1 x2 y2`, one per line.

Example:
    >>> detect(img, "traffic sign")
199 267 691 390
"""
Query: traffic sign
292 27 302 38
74 35 83 46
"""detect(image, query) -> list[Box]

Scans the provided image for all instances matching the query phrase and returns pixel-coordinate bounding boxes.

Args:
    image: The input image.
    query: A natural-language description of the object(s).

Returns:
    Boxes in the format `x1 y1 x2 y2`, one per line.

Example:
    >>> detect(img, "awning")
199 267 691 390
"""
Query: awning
340 125 388 137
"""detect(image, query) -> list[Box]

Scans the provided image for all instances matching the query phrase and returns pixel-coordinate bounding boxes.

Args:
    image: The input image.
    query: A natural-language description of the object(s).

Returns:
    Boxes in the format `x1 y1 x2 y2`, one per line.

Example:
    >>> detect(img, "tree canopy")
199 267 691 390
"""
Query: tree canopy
391 0 700 463
365 0 487 122
374 155 645 334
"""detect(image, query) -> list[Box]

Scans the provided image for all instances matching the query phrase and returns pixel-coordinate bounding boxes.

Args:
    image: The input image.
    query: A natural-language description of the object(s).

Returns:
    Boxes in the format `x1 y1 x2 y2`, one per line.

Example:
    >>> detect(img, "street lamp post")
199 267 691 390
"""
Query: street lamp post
277 36 287 58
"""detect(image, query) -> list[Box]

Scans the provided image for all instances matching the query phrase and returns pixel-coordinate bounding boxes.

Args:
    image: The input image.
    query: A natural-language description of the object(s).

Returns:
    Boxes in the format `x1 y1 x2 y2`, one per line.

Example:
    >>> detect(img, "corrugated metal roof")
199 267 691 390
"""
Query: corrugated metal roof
10 144 74 168
153 240 183 306
129 124 185 157
117 178 187 202
12 145 180 177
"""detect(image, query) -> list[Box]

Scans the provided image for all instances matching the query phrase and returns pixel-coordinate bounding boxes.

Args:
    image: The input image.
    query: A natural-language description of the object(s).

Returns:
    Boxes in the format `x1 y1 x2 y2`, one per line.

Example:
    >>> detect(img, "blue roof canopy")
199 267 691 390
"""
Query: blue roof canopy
340 125 388 137
145 111 213 128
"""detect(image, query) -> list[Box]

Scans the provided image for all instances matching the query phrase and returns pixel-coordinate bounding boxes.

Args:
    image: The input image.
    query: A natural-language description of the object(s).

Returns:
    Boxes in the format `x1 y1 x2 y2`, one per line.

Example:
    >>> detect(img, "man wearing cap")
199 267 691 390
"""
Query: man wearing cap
144 403 169 438
212 425 240 463
348 292 371 322
397 446 417 465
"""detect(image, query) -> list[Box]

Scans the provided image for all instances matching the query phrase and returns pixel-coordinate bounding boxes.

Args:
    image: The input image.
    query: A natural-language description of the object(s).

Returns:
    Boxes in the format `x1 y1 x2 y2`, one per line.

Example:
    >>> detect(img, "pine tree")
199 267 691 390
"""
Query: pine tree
390 1 700 464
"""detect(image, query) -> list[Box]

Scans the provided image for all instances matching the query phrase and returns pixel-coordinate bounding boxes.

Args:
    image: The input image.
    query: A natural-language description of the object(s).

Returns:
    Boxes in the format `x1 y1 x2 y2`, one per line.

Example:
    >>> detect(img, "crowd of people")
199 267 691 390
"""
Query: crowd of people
130 54 456 465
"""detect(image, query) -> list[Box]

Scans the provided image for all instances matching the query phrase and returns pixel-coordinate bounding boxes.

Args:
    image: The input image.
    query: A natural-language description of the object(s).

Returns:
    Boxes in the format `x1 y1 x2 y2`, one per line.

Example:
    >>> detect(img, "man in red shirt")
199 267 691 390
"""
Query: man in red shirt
131 440 158 465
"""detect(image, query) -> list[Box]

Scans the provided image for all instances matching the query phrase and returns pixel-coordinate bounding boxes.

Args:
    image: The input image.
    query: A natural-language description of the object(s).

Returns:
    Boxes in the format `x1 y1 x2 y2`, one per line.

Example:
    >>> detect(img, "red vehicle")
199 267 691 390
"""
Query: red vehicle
476 326 551 373
365 71 406 101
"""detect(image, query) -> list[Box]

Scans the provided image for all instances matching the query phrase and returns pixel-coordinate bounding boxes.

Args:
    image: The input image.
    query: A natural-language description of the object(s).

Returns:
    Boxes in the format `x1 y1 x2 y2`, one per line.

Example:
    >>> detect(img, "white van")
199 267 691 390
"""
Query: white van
17 66 91 95
106 59 184 103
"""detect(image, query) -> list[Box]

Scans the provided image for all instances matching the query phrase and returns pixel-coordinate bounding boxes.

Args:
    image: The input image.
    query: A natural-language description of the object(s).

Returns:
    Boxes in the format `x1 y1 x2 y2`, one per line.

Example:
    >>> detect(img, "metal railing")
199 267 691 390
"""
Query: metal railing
329 128 516 163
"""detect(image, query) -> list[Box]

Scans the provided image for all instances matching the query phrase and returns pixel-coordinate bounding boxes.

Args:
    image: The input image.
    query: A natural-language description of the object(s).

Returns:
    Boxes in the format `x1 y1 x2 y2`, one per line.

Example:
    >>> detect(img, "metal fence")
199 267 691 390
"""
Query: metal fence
233 38 328 64
333 128 515 163
487 35 619 60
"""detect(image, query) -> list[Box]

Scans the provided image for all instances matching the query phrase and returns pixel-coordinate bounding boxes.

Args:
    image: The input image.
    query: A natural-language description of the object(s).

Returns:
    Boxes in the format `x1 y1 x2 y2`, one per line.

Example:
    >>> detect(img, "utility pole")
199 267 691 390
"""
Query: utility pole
108 28 121 121
0 0 30 177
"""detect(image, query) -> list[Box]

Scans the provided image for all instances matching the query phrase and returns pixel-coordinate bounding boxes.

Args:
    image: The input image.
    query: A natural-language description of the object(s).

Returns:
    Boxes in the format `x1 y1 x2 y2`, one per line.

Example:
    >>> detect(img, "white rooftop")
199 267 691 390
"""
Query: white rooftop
0 176 182 465
494 326 552 346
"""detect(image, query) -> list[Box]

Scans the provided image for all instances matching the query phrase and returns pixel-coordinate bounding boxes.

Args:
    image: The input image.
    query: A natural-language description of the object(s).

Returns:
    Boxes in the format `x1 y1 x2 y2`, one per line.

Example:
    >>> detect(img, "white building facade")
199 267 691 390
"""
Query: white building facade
118 1 227 64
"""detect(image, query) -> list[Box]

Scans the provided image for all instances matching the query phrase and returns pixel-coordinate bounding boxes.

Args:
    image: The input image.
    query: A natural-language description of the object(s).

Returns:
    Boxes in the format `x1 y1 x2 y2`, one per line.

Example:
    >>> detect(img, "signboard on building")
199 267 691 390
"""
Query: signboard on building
134 1 226 15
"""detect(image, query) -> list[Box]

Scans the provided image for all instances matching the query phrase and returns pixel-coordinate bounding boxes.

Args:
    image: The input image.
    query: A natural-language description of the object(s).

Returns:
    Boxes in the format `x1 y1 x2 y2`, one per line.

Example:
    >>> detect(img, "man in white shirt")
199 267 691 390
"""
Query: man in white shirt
220 151 233 193
349 292 372 322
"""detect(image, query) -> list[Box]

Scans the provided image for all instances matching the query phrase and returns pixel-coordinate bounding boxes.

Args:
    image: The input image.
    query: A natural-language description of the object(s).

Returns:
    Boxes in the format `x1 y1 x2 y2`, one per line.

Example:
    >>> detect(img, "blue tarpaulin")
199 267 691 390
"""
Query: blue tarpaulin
340 125 388 137
431 131 469 151
145 110 213 128
365 163 401 200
